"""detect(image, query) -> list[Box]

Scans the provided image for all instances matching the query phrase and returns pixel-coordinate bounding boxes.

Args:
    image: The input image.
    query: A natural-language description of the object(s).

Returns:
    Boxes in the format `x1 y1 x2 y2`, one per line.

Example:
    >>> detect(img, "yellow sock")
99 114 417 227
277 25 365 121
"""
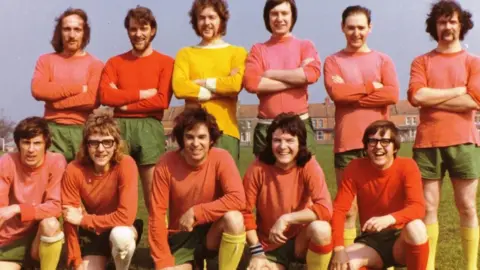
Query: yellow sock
426 223 439 270
306 243 332 270
218 232 245 270
461 227 479 270
39 232 64 270
344 228 356 247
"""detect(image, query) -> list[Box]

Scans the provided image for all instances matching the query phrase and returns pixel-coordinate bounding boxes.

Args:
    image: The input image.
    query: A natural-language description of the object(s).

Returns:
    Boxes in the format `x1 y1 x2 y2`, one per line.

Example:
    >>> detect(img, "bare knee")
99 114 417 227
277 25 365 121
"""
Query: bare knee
39 217 60 237
222 211 244 234
455 198 477 219
404 219 428 245
308 221 331 245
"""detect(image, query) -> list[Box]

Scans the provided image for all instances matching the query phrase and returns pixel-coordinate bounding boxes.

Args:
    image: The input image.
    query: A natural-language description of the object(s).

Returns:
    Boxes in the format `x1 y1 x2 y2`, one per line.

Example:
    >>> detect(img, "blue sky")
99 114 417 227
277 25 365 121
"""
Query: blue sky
1 0 479 121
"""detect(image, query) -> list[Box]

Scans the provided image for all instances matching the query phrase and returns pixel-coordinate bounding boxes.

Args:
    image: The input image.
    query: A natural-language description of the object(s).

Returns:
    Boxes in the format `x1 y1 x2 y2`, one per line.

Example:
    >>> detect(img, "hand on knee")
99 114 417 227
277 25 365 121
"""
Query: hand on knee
405 219 428 245
308 221 331 245
110 226 136 260
222 211 245 235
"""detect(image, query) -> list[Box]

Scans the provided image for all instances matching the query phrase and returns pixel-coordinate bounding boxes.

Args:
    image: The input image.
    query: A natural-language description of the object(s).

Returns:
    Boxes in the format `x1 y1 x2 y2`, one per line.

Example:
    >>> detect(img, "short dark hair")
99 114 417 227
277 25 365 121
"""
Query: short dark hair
14 117 51 151
426 0 473 41
172 107 222 150
263 0 298 33
342 5 371 26
51 8 91 53
362 120 401 157
189 0 229 37
259 113 312 167
124 6 157 41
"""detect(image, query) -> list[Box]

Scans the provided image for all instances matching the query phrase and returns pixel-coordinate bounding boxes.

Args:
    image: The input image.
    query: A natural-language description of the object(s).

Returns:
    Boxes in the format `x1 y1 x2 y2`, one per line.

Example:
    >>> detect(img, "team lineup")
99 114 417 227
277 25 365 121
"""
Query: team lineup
0 0 478 269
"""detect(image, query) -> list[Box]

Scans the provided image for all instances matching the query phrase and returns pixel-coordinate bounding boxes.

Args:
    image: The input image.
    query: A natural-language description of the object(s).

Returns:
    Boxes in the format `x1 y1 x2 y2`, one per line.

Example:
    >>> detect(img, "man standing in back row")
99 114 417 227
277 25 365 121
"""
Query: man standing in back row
99 6 174 211
323 5 399 247
31 8 104 162
244 0 321 155
408 1 479 269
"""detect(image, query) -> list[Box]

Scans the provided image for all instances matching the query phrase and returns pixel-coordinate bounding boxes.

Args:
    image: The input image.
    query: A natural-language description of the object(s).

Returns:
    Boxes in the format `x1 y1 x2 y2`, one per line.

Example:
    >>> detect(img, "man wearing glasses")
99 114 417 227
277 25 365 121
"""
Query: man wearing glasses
330 120 429 270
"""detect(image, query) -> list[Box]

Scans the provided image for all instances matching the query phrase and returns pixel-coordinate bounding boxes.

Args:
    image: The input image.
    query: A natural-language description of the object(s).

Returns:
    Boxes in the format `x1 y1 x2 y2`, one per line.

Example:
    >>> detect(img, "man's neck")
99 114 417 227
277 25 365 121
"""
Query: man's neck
132 46 153 57
436 40 462 54
344 44 370 53
61 50 86 58
271 32 292 40
199 37 224 47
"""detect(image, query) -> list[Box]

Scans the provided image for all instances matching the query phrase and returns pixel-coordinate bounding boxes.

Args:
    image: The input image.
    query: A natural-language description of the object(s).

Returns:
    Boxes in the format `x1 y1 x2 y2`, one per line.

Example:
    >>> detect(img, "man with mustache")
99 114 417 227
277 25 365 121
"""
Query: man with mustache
408 1 479 269
173 0 247 163
0 117 66 269
31 8 104 162
323 5 399 248
99 6 174 212
244 0 321 156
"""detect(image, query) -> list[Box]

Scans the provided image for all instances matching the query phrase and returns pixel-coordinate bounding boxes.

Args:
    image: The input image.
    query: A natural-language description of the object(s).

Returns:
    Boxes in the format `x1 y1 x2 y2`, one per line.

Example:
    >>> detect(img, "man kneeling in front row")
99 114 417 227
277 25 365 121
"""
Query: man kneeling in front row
0 117 66 269
330 120 429 270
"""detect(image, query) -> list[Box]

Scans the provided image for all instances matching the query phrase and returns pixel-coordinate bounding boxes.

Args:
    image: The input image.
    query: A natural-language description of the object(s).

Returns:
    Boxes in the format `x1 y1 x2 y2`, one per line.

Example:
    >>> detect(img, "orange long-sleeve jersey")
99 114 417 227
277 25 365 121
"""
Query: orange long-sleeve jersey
243 158 333 251
99 50 174 120
323 50 399 153
331 157 425 247
148 148 246 269
61 155 138 268
0 152 66 246
408 50 480 148
31 53 104 125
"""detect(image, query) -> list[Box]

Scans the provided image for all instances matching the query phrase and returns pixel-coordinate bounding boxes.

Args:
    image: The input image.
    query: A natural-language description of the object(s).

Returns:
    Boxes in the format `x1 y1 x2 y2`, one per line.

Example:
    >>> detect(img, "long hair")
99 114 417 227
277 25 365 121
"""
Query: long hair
13 117 51 151
172 107 222 149
263 0 298 33
362 120 401 157
426 0 473 41
50 8 90 53
259 113 312 167
189 0 229 37
76 108 124 167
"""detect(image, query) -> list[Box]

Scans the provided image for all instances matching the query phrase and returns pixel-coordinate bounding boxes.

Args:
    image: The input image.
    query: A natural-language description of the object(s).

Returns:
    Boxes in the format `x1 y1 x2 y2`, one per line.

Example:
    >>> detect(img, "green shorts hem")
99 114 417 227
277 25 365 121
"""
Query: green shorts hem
215 135 240 162
334 148 365 169
0 234 36 266
47 122 83 162
168 224 212 266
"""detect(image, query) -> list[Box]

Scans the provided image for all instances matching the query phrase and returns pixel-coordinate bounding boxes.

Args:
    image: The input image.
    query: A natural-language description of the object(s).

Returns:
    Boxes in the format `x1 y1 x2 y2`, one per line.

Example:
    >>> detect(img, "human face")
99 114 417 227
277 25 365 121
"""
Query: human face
127 18 155 54
269 2 292 36
436 12 461 44
197 6 222 41
19 135 46 169
342 13 371 51
182 123 211 167
272 129 299 170
87 134 116 173
61 15 85 55
366 129 396 170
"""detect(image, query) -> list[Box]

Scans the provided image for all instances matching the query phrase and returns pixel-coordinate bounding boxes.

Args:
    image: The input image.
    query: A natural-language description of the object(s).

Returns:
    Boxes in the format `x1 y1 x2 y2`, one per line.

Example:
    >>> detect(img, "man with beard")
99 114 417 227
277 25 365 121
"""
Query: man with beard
31 8 104 162
0 117 66 270
408 1 479 269
173 0 247 162
243 0 321 156
330 120 428 270
323 5 399 247
99 6 174 211
149 107 246 270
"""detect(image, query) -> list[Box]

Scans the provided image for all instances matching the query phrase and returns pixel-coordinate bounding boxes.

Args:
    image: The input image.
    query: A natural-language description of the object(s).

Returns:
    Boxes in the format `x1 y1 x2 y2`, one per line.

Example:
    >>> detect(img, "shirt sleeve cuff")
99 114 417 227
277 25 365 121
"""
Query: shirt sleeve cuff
198 87 212 101
19 204 35 222
205 78 217 92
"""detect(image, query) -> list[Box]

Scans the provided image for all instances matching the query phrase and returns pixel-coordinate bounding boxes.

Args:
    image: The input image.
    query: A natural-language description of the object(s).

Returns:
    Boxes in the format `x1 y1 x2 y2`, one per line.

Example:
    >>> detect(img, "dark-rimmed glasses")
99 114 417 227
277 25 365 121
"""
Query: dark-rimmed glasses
367 138 394 147
87 139 115 149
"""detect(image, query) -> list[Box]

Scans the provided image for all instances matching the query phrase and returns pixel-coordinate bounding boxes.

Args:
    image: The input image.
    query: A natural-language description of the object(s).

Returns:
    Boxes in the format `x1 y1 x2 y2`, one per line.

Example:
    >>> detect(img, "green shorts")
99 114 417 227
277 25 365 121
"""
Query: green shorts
48 122 83 162
215 135 240 162
413 143 480 180
168 224 213 266
253 118 316 156
334 148 366 169
354 229 403 268
116 117 166 165
0 234 35 266
265 238 305 268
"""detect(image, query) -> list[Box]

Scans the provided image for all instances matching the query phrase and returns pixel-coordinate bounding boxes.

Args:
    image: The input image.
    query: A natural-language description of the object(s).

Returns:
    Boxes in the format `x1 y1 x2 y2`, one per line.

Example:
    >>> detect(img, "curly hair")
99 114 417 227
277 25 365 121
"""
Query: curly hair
362 120 401 157
13 117 51 151
76 108 124 167
259 113 312 167
189 0 229 37
51 8 90 53
342 5 371 26
172 107 222 149
124 5 157 41
426 0 473 41
263 0 298 33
